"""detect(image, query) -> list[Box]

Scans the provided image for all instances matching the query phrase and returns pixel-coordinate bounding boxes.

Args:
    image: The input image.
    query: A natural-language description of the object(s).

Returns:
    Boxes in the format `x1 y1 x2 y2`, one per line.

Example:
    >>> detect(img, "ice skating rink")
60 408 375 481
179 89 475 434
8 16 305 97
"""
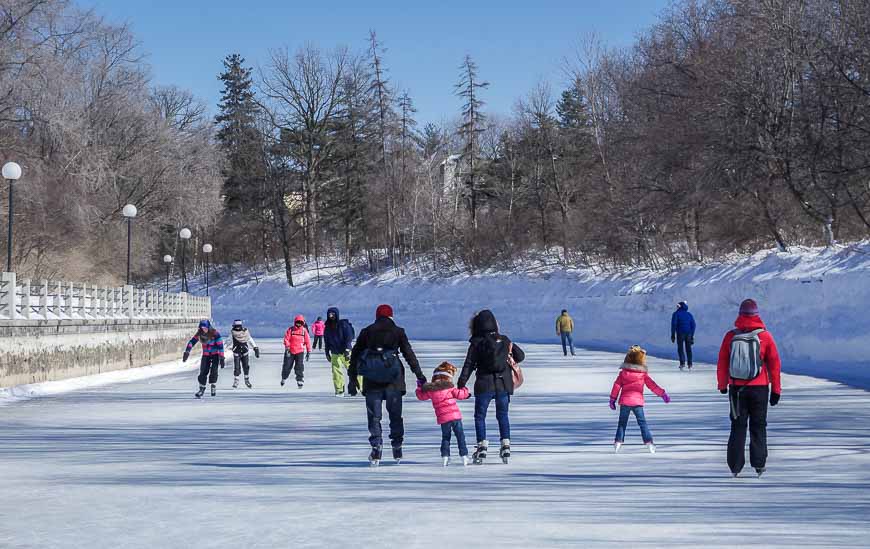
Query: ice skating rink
1 341 868 548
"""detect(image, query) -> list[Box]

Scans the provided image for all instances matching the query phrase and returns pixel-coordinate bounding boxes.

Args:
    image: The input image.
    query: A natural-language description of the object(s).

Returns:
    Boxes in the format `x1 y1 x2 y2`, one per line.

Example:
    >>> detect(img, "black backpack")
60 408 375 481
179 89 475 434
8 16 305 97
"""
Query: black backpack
358 347 402 383
476 334 510 375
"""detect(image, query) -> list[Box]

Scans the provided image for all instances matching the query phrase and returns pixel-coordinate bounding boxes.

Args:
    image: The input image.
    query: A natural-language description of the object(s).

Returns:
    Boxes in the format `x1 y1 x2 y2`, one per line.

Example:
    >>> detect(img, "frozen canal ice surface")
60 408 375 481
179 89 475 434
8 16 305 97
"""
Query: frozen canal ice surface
1 340 868 548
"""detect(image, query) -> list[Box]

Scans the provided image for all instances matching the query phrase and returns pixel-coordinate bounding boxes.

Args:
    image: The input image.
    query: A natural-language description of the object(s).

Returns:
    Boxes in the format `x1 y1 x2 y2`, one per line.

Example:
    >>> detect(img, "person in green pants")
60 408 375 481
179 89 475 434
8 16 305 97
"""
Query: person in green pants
323 307 358 396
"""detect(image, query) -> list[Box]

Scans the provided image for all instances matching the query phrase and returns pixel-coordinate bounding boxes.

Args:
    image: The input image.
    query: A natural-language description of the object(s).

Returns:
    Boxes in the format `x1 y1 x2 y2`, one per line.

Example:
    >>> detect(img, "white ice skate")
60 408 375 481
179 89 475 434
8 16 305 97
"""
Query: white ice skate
614 442 623 453
442 457 450 467
646 442 656 454
462 456 471 466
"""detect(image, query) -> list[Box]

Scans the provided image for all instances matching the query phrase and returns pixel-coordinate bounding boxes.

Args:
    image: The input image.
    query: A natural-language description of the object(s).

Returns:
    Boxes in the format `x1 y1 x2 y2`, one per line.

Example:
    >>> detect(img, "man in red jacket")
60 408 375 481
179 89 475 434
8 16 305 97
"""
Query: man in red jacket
717 299 782 477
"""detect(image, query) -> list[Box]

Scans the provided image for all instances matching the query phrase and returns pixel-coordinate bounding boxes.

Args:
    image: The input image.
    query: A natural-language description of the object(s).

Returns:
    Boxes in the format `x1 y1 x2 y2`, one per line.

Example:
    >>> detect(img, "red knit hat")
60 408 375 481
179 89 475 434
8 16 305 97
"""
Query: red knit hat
739 299 759 316
375 304 393 319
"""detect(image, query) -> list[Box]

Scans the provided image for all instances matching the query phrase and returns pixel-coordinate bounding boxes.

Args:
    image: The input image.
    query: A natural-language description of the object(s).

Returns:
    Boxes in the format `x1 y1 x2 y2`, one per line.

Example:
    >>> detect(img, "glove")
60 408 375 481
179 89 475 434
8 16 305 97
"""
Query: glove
254 347 260 359
720 388 728 395
661 392 671 404
770 392 780 406
671 335 675 343
609 399 617 410
305 351 310 362
417 375 427 385
219 356 225 369
416 379 424 388
182 351 189 362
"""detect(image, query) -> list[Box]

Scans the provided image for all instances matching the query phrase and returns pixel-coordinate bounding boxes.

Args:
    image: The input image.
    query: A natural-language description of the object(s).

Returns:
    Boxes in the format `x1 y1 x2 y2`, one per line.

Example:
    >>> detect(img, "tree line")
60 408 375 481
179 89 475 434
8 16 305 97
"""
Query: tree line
3 0 869 287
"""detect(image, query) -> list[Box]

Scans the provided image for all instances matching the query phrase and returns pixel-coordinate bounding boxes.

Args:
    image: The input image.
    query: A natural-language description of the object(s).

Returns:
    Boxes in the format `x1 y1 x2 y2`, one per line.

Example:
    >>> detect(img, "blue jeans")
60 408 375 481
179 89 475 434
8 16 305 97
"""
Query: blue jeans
365 389 404 449
474 392 510 442
676 333 693 366
560 332 575 356
615 405 653 443
440 420 469 457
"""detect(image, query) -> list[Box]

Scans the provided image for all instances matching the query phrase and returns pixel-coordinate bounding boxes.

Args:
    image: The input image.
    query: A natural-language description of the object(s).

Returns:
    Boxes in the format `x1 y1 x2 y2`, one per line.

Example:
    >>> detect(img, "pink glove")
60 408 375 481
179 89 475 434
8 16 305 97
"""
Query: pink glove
609 399 617 410
661 392 671 404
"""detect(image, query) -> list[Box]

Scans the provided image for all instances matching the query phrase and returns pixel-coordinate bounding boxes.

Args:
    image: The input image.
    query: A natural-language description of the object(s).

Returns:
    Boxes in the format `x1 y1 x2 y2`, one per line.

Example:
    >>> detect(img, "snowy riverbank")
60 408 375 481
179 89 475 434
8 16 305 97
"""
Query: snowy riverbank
210 242 870 389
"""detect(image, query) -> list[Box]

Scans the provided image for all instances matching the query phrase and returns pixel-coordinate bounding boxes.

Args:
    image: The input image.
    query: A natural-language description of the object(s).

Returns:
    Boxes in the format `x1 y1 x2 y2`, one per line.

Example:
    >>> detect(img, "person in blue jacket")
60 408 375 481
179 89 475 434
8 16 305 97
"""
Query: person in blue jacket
671 301 696 370
323 307 357 397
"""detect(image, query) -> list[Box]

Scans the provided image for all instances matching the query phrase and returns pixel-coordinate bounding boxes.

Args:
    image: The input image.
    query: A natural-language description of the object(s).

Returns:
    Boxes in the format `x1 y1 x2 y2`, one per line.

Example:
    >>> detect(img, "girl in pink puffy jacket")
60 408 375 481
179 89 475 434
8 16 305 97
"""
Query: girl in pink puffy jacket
416 362 471 466
609 345 670 454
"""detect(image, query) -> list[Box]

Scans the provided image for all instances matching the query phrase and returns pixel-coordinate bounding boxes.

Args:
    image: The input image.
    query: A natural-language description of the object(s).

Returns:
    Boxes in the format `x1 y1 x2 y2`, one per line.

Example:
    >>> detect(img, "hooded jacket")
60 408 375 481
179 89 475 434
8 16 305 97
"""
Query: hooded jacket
186 320 224 357
312 320 326 337
230 326 257 354
556 312 574 334
457 310 525 396
716 314 782 393
610 363 666 407
416 379 470 424
349 316 424 395
284 315 312 355
323 307 354 355
671 303 696 338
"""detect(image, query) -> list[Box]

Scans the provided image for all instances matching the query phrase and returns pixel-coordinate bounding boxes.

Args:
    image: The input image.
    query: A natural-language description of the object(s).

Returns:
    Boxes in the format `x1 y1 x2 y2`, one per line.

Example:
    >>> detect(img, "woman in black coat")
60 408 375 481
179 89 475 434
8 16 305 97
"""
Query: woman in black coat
457 309 525 464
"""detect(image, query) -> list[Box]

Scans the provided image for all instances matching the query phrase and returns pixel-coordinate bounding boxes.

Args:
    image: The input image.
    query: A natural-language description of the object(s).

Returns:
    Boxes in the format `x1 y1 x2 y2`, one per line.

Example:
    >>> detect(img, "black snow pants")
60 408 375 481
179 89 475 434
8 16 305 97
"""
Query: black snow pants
282 352 304 382
233 352 250 377
197 355 220 386
312 335 323 350
728 385 769 474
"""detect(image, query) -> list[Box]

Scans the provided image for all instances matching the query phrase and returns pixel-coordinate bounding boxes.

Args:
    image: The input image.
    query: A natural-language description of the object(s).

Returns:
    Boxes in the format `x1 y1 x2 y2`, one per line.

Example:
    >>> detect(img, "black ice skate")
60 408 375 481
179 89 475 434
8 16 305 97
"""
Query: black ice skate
210 384 217 397
245 377 252 388
472 440 488 465
232 378 239 389
500 439 511 464
369 446 383 467
392 445 403 464
195 385 205 399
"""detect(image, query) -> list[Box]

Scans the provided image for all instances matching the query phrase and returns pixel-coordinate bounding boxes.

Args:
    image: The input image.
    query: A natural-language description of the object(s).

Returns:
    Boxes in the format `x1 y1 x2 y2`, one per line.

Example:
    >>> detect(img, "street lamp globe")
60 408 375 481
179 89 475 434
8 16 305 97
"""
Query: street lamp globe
122 204 137 218
202 243 213 254
179 228 191 240
163 254 173 264
2 162 22 181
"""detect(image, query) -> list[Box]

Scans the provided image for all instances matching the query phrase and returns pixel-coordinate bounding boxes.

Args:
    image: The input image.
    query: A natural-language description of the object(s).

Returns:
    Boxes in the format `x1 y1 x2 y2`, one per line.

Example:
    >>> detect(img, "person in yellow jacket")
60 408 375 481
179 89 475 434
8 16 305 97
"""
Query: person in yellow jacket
556 309 575 356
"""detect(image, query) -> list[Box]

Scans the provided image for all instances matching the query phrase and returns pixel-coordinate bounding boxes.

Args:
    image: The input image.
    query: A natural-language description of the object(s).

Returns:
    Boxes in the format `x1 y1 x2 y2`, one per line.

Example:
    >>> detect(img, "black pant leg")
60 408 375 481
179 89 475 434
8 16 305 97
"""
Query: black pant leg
292 353 304 381
385 390 404 448
233 354 242 377
197 356 210 386
366 391 384 448
747 386 769 468
281 352 292 381
686 339 693 365
727 388 749 474
208 356 219 384
241 354 250 376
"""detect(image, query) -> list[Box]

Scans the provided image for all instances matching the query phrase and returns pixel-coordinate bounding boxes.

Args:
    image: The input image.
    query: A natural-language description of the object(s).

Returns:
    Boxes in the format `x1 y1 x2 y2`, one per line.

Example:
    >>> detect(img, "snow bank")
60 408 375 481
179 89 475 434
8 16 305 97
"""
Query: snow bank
0 359 195 406
210 243 870 389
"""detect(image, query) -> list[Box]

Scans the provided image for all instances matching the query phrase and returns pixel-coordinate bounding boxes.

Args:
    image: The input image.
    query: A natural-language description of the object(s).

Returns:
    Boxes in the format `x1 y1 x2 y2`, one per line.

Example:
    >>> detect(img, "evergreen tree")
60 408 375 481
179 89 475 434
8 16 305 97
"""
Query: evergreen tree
215 54 266 214
455 54 489 233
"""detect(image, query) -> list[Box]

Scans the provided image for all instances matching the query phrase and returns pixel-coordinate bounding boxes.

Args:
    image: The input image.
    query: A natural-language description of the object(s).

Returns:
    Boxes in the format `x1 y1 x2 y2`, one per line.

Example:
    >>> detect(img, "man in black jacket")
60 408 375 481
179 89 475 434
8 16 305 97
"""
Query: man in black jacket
349 304 426 464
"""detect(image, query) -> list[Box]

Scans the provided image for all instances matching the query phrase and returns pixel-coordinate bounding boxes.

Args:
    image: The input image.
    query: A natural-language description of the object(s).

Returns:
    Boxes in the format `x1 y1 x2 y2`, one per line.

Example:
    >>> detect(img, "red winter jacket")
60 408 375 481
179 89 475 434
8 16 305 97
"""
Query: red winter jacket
284 315 312 355
717 315 782 394
312 320 325 336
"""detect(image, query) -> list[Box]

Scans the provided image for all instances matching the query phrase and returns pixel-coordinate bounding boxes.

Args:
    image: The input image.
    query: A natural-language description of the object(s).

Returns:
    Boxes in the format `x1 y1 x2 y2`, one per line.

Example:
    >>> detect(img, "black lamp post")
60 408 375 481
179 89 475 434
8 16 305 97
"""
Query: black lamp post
179 228 191 292
163 254 173 292
122 204 137 285
202 243 213 296
2 162 22 272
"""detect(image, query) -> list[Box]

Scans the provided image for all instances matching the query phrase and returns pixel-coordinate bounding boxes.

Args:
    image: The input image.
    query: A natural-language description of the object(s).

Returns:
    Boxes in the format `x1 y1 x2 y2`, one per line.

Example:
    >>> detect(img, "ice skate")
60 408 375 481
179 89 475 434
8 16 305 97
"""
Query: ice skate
369 446 382 467
210 384 217 397
244 377 252 388
194 385 205 399
280 379 285 387
297 381 304 389
392 446 402 464
442 456 450 467
646 442 656 454
500 439 511 464
462 456 471 466
614 442 623 453
472 440 488 465
232 377 239 389
756 467 766 478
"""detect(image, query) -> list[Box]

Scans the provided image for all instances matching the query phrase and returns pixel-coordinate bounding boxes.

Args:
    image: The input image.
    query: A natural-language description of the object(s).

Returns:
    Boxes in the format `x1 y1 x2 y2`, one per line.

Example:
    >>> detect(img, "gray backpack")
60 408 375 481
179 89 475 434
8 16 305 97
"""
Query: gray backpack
728 329 764 380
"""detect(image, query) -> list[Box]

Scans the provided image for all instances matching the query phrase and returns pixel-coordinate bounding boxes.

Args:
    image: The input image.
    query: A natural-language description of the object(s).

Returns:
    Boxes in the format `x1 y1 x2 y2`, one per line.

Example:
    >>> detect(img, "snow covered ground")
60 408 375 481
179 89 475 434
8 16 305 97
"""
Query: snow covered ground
210 242 870 389
1 340 868 548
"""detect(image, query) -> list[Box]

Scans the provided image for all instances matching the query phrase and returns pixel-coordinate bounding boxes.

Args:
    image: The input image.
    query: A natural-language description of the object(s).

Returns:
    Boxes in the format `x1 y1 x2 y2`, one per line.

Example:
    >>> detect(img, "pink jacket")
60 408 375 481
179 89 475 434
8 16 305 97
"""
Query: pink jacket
416 381 470 424
610 364 666 407
284 315 311 354
312 320 325 336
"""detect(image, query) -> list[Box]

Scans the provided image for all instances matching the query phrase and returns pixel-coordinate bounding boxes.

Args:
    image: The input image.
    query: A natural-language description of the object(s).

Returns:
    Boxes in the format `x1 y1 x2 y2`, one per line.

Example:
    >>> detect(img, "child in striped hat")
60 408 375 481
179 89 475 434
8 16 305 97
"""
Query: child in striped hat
416 362 471 466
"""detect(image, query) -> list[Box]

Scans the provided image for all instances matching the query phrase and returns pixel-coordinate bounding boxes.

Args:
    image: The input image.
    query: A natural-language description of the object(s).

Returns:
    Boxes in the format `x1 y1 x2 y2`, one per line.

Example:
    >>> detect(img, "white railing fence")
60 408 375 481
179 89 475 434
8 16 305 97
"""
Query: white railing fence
0 272 211 322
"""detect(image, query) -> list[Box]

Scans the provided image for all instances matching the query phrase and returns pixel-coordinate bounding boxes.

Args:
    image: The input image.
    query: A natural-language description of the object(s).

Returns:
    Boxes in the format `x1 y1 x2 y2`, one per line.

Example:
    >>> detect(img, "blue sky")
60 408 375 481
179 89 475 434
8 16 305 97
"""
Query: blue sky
79 0 671 125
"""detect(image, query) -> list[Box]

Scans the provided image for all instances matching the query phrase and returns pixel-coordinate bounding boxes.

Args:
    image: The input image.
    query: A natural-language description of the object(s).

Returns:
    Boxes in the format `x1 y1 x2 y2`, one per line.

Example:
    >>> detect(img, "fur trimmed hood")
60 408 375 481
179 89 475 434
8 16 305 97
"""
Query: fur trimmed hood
422 379 454 392
620 362 648 373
